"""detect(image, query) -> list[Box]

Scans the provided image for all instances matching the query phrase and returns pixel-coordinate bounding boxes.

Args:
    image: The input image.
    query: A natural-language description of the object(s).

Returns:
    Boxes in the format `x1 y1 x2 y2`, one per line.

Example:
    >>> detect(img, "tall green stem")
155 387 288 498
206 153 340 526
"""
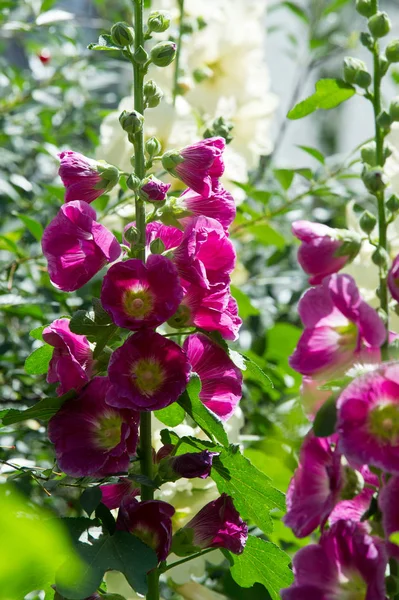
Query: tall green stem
132 2 158 598
172 0 184 105
371 32 389 359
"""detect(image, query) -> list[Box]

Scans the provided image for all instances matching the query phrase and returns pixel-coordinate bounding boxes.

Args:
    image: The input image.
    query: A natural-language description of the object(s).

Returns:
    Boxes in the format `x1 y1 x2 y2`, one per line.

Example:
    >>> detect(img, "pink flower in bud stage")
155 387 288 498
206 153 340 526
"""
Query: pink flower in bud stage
162 137 225 198
281 520 387 600
289 274 386 378
139 175 171 202
379 475 399 559
388 254 399 302
106 330 191 411
100 478 139 510
181 494 247 555
48 377 139 478
179 179 236 229
42 201 121 292
167 450 219 480
183 333 242 421
173 216 236 290
101 255 183 330
337 363 399 474
284 434 343 538
117 497 174 561
292 220 361 285
58 150 119 204
43 318 93 395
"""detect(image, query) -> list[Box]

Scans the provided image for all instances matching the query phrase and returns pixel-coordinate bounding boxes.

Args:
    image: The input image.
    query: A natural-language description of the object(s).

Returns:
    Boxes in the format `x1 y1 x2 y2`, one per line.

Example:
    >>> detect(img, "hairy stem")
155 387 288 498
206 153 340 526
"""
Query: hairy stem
372 32 389 359
172 0 185 105
132 1 158 598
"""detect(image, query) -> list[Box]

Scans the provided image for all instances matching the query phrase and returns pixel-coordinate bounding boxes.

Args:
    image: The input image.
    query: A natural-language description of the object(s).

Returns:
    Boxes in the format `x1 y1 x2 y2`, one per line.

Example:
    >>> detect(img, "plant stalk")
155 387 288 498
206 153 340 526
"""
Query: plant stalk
172 0 184 105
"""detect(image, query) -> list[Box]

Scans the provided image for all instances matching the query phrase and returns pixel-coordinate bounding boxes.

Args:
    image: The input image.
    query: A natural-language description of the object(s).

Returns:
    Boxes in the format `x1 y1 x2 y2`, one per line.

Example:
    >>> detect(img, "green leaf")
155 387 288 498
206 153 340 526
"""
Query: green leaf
56 532 158 599
230 286 260 319
1 390 75 426
313 396 337 437
69 305 117 358
281 1 309 23
389 532 399 546
14 213 43 242
322 0 351 16
155 403 185 427
228 536 293 600
287 78 355 120
274 169 295 190
246 223 286 249
212 446 285 534
178 375 228 447
88 34 121 52
24 344 53 375
241 353 273 393
80 488 102 517
297 145 325 164
29 325 46 341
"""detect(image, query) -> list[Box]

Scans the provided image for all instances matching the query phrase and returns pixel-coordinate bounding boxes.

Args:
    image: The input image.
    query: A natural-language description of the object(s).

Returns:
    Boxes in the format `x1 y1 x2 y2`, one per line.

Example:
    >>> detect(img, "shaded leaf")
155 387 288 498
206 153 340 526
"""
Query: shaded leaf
274 169 295 191
313 396 337 437
1 390 75 426
230 286 260 319
297 145 325 164
80 488 102 518
14 213 43 242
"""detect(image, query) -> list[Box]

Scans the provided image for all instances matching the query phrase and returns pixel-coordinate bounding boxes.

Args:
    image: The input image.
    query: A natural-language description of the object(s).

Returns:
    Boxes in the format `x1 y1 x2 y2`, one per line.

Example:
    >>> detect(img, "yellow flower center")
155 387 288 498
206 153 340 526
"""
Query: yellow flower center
336 322 358 351
369 402 399 444
123 287 154 319
94 412 123 450
131 358 165 396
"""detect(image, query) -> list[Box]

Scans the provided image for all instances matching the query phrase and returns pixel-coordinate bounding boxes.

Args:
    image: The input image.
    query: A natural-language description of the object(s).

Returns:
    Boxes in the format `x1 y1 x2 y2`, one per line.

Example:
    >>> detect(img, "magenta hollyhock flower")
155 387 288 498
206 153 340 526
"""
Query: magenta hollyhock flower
58 150 119 203
284 434 343 538
145 221 184 251
106 330 191 411
179 179 236 229
388 254 399 302
42 201 121 292
337 363 399 474
48 377 139 478
183 333 242 420
168 450 219 480
289 274 386 378
43 318 93 395
139 175 171 202
117 497 174 561
292 221 361 285
173 216 236 289
329 488 375 527
162 137 225 198
379 475 399 559
281 520 387 600
101 255 183 330
100 478 139 510
181 494 247 555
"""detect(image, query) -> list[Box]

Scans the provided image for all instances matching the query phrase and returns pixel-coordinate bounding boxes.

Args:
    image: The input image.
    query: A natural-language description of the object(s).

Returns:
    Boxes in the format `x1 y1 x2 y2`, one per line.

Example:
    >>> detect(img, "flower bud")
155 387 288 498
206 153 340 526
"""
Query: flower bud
360 32 374 50
150 41 177 67
150 237 166 255
159 450 218 482
119 110 144 135
124 225 139 245
110 22 134 47
144 79 163 108
359 210 377 234
203 116 234 144
360 142 377 166
126 173 140 192
167 304 191 329
343 57 371 88
147 10 170 33
139 175 170 202
145 136 162 158
372 246 389 268
390 97 399 122
362 167 387 194
368 12 391 38
386 194 399 213
162 149 185 170
386 40 399 63
377 110 392 130
356 0 374 17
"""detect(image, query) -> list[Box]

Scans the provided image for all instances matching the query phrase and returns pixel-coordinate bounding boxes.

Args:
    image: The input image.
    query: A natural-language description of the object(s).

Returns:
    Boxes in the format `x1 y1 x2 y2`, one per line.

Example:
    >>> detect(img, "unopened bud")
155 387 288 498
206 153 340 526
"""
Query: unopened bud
355 0 374 17
361 142 377 166
377 110 392 130
126 173 141 191
360 32 374 50
390 97 399 122
144 79 163 108
368 12 391 38
147 11 170 33
162 149 184 171
343 57 371 88
124 225 139 245
362 167 387 194
110 22 134 47
119 110 144 135
372 246 389 268
150 238 166 255
386 40 399 63
167 304 191 329
150 41 177 67
204 116 234 144
359 210 377 234
145 136 162 158
386 194 399 213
